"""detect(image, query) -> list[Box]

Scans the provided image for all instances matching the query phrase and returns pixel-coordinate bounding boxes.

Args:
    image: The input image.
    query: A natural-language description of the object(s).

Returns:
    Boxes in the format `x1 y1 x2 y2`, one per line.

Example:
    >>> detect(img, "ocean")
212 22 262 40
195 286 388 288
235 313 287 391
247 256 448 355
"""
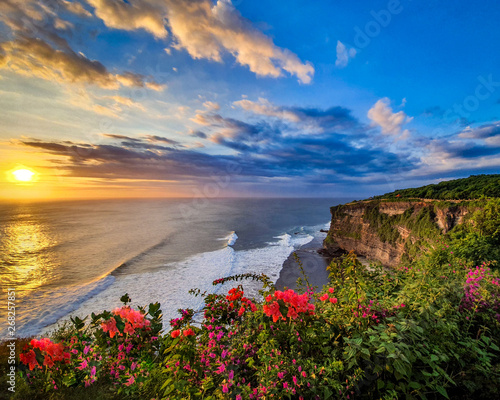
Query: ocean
0 198 348 337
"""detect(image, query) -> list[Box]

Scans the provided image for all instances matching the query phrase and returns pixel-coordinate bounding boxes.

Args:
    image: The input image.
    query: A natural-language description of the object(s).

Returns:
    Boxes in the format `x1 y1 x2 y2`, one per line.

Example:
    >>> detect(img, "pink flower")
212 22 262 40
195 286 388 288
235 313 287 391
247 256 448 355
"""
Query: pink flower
329 297 338 304
222 383 228 393
77 359 88 370
328 287 335 293
125 376 135 386
320 294 329 302
90 366 96 377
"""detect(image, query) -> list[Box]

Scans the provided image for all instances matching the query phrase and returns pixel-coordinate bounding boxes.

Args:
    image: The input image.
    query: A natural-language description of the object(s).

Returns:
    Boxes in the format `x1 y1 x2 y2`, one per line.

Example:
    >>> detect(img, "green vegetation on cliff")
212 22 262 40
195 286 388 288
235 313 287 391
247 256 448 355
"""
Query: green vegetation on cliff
375 174 500 200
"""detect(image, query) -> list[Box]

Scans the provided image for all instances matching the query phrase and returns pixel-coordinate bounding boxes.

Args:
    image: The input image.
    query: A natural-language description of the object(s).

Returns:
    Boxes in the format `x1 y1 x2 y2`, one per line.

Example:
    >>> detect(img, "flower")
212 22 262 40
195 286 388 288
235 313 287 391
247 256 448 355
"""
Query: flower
20 350 38 370
183 328 195 337
329 297 338 304
320 294 329 301
125 376 135 386
171 329 181 338
328 287 335 293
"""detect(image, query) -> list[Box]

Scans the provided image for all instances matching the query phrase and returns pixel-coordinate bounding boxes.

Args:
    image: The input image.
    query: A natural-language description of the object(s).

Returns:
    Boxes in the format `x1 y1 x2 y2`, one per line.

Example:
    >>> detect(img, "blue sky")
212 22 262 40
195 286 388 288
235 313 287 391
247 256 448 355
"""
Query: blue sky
1 0 500 199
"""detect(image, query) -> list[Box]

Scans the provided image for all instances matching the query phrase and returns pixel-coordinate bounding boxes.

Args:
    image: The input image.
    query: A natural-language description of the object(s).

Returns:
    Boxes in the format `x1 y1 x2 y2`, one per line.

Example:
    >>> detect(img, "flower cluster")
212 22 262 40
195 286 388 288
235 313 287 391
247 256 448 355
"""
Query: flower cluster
319 287 338 304
169 308 194 329
263 289 315 322
19 299 162 395
20 338 71 370
459 263 500 322
101 306 151 338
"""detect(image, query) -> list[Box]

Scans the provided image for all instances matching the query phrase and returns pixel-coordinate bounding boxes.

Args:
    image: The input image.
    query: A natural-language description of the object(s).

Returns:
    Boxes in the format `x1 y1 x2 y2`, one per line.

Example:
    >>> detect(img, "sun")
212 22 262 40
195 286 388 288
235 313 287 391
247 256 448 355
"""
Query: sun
10 168 37 183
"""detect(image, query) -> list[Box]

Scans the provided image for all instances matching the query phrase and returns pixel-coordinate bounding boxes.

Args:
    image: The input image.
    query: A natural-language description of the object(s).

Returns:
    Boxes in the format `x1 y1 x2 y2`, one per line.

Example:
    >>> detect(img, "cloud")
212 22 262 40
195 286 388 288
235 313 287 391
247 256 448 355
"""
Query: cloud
86 0 314 83
0 36 164 90
234 98 301 122
166 0 314 83
367 97 413 138
102 134 142 142
61 0 93 17
1 0 313 86
233 98 359 133
143 135 182 146
107 95 146 111
458 121 500 139
85 0 168 38
19 108 417 186
203 101 220 111
0 0 164 90
335 40 356 68
188 129 208 139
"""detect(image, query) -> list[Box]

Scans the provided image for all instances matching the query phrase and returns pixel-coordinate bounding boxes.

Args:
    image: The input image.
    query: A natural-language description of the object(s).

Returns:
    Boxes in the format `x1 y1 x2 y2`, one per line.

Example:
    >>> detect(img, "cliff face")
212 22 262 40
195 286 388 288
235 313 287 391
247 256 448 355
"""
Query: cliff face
324 200 471 267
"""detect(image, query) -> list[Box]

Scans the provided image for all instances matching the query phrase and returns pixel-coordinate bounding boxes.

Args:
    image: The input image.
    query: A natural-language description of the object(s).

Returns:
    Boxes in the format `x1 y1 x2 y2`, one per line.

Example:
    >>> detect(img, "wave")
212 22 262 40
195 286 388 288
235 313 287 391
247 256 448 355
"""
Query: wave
223 231 238 247
4 275 115 338
109 236 172 276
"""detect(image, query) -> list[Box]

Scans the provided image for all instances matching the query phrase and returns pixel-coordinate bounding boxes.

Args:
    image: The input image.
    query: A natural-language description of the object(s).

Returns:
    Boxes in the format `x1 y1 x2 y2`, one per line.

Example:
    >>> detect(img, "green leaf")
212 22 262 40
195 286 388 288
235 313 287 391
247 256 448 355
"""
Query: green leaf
436 386 449 399
62 374 77 387
120 293 131 304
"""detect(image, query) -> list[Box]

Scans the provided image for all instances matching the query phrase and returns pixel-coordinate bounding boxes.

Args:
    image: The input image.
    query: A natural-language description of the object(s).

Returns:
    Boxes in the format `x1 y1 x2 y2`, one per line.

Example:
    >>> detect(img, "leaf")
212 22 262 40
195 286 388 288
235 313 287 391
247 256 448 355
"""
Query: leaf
120 293 131 304
62 374 77 387
409 381 422 390
436 385 449 399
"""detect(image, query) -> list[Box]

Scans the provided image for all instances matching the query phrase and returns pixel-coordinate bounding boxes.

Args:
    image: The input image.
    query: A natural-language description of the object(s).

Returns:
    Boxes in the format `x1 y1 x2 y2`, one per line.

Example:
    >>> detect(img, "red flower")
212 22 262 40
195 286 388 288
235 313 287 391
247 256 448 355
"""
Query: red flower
183 328 195 337
329 297 338 304
20 349 38 370
171 329 181 338
320 294 329 302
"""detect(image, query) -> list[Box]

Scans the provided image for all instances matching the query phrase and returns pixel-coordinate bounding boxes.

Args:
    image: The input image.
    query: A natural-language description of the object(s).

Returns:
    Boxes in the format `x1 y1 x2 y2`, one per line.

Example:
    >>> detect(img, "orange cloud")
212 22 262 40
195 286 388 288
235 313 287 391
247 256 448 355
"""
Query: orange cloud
0 37 164 90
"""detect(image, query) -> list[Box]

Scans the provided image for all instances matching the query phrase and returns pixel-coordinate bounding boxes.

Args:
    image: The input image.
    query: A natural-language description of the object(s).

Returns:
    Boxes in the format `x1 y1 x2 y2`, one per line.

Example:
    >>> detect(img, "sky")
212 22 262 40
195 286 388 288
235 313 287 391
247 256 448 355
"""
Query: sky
1 0 500 200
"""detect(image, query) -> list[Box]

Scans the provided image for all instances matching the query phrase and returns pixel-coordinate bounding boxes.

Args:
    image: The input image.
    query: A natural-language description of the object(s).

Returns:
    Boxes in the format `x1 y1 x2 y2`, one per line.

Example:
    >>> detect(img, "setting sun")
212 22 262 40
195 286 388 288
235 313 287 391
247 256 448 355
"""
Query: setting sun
11 168 36 182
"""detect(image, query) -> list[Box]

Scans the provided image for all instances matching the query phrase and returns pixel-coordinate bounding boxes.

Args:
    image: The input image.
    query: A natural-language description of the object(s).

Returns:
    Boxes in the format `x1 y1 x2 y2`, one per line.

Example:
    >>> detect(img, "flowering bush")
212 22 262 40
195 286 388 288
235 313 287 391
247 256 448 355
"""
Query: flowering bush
17 294 162 398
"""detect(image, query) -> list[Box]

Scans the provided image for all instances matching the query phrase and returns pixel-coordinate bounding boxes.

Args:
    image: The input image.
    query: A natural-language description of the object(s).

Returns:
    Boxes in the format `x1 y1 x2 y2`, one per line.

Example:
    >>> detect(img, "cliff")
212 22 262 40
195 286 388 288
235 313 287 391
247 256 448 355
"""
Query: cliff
324 199 472 267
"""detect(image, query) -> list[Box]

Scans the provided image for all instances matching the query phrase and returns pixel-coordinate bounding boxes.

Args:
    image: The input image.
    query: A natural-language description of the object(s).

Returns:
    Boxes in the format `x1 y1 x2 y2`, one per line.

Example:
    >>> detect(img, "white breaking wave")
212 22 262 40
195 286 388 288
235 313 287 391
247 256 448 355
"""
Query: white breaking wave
10 276 115 338
224 231 238 246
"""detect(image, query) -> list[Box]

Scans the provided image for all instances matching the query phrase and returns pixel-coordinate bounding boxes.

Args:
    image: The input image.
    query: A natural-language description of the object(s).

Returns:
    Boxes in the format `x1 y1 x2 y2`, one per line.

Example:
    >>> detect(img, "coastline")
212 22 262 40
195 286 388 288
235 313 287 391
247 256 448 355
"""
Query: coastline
275 233 333 292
